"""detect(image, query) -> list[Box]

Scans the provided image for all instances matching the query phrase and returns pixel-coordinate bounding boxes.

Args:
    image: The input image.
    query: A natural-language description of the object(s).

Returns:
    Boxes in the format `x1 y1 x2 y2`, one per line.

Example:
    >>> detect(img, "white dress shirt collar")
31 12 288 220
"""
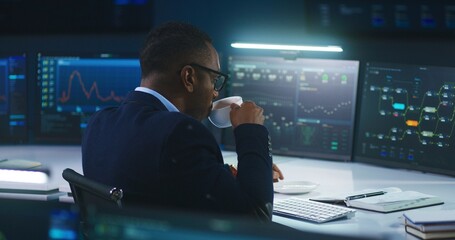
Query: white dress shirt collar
134 87 179 112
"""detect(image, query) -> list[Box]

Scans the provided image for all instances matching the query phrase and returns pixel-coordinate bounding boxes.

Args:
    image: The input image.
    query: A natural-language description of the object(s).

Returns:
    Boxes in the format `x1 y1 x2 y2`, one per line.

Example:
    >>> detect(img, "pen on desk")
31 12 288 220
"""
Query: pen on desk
345 191 387 201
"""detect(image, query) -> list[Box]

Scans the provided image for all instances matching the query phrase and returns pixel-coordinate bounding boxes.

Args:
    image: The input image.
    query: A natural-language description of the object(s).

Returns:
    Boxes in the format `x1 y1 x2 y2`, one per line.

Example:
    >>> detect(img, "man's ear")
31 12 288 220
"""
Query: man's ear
180 65 195 93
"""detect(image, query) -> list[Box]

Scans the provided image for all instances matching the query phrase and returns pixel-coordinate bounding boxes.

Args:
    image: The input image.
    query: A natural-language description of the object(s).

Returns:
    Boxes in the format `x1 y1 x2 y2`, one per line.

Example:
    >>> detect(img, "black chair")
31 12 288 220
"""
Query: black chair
62 168 271 227
62 168 123 238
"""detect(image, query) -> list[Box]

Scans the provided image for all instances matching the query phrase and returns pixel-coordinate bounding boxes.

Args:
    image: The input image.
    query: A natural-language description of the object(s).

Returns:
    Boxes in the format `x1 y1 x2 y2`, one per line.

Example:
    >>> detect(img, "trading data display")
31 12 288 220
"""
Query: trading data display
355 62 455 176
0 54 27 143
223 56 359 161
36 53 140 143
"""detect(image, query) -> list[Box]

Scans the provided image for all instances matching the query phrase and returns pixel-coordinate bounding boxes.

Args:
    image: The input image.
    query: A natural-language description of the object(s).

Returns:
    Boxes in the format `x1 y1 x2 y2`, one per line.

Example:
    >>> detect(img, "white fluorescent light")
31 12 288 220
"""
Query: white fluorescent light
231 43 343 52
0 169 48 184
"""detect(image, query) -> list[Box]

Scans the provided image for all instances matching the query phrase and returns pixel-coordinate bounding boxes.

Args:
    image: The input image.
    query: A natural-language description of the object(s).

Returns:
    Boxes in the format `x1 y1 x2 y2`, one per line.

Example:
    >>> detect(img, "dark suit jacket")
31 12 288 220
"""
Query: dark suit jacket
82 91 273 218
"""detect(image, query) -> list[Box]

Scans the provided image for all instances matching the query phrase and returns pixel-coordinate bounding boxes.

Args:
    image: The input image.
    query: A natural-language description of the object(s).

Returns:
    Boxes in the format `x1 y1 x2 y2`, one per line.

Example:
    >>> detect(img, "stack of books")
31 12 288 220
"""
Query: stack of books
403 210 455 239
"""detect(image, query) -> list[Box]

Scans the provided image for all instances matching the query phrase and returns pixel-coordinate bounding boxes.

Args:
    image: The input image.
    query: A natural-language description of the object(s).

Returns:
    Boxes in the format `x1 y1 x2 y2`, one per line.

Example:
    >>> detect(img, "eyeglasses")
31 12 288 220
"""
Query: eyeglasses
189 63 229 91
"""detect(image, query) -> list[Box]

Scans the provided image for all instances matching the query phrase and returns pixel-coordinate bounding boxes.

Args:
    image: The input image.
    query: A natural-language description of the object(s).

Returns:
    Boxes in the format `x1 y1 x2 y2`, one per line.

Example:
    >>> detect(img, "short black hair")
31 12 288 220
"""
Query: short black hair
140 21 213 77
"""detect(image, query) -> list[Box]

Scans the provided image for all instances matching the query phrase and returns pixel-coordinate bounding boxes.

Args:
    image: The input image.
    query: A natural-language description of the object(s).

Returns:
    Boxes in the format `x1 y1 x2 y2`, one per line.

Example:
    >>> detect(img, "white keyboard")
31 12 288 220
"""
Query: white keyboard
273 198 356 223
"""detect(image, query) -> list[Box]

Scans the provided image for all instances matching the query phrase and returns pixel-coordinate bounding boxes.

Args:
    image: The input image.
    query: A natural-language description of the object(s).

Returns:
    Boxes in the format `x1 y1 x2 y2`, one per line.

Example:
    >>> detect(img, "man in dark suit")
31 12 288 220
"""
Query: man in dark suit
82 22 283 220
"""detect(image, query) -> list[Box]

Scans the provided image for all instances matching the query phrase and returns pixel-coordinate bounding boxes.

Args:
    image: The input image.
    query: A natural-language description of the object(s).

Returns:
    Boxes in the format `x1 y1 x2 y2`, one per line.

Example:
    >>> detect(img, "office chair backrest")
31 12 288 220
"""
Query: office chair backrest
62 168 123 235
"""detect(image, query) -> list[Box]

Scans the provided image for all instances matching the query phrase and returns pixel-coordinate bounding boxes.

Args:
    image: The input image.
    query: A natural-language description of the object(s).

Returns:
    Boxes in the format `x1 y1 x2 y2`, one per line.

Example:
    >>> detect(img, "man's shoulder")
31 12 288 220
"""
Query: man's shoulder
166 112 208 130
137 110 207 132
153 110 193 122
88 103 208 133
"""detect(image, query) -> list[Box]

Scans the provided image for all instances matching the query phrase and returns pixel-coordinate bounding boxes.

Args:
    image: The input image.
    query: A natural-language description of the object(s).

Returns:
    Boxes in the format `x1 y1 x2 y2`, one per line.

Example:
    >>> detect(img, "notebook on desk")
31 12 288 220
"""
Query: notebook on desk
0 159 42 170
0 161 60 201
310 187 444 213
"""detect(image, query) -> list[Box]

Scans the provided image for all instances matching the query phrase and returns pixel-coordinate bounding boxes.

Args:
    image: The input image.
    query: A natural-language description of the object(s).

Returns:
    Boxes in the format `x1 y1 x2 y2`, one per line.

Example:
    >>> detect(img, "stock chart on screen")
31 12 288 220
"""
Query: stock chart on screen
0 54 27 143
36 53 140 143
222 55 359 161
354 62 455 176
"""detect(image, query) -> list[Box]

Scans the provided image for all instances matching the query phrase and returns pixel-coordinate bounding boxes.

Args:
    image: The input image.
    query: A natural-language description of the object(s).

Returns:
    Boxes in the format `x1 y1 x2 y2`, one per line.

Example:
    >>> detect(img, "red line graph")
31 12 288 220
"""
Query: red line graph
58 70 125 103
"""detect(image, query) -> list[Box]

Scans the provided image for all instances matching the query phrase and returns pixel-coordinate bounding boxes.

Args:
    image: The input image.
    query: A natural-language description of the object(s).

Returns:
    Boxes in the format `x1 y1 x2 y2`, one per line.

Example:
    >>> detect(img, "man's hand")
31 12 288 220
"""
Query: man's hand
230 101 265 129
272 163 284 182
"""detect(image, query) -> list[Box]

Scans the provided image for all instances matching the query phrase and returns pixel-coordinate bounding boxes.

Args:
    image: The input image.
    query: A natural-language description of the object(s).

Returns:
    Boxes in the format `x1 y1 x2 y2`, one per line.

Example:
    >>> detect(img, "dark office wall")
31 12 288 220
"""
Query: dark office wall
153 0 309 54
1 0 454 69
152 0 455 67
1 0 454 143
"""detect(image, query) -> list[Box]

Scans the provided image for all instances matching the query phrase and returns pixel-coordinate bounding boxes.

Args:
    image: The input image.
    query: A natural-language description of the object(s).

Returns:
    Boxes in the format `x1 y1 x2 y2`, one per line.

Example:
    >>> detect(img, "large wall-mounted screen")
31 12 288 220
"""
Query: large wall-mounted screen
35 53 140 143
354 62 455 176
0 54 27 143
222 55 359 161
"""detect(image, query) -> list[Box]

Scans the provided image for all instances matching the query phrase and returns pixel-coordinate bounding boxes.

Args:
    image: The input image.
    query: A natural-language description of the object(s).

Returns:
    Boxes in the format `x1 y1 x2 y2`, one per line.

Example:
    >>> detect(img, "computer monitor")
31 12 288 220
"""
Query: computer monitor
222 55 359 161
354 62 455 176
0 54 27 143
35 53 140 143
83 205 384 240
0 198 76 240
0 197 388 240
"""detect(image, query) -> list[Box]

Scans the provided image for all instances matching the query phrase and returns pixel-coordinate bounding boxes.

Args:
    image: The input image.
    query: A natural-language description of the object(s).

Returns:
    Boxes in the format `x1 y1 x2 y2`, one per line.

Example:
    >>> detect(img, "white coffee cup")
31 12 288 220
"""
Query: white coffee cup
208 96 243 128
